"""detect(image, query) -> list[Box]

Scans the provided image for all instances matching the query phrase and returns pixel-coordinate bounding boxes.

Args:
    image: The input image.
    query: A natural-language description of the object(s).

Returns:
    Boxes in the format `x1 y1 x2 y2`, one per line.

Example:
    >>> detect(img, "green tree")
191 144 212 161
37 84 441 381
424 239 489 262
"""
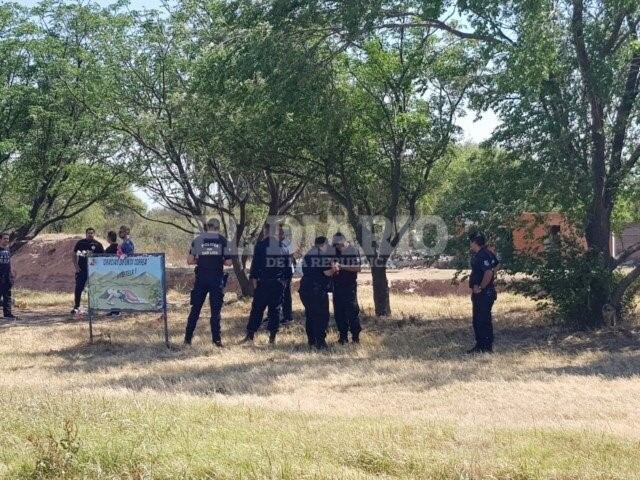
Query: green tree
106 5 306 296
0 1 132 251
200 0 481 315
463 0 640 323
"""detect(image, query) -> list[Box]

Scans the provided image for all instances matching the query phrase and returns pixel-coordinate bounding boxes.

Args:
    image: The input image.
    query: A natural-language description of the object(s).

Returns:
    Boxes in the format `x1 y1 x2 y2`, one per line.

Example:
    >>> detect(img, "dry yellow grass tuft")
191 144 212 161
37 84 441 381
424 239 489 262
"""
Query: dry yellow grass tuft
1 285 639 478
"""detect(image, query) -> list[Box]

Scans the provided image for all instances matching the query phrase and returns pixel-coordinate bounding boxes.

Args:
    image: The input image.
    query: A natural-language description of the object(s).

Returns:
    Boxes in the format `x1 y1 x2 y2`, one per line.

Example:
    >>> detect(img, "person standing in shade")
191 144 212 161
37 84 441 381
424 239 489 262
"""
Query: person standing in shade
0 233 16 319
242 224 292 345
118 225 134 255
105 231 121 317
331 232 362 344
184 218 233 347
467 232 499 354
72 228 104 315
279 226 296 326
105 231 119 254
299 236 337 349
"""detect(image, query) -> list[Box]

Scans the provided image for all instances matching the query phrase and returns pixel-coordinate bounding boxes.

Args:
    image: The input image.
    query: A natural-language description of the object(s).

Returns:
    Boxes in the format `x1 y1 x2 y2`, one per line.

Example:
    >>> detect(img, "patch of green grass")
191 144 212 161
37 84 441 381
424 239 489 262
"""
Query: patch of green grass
0 388 638 479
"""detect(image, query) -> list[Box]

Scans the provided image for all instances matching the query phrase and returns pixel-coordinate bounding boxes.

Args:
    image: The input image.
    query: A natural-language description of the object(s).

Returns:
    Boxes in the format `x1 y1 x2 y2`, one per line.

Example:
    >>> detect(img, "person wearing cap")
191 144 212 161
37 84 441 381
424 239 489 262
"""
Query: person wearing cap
242 223 293 345
468 232 499 354
331 232 362 344
184 218 233 347
299 236 338 349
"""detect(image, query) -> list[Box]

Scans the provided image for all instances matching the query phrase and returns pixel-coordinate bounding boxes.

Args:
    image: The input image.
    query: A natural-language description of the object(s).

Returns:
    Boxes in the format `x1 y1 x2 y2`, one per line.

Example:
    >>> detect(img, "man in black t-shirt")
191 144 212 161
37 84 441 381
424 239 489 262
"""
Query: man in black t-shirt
72 228 105 314
0 233 15 319
184 218 233 347
331 232 362 344
105 231 119 254
468 232 499 354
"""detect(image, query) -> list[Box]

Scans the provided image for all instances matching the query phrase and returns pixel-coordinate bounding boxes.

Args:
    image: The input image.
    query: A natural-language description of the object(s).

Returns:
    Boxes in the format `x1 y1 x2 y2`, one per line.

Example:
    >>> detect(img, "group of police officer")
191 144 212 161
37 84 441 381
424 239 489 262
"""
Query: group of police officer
183 217 498 354
184 219 362 349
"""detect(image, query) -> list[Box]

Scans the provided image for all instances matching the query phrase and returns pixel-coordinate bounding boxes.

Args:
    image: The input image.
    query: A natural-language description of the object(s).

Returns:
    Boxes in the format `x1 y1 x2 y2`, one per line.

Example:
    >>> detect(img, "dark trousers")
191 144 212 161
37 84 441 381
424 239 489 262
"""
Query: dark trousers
0 281 12 316
74 270 88 309
299 287 329 347
281 280 292 322
333 284 361 338
472 289 496 349
185 276 225 343
247 279 286 334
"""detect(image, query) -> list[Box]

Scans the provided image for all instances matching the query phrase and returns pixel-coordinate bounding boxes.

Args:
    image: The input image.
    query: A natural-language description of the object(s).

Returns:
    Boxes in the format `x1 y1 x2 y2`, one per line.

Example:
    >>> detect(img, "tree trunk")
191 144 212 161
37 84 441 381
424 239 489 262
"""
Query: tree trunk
584 195 614 326
611 265 640 319
370 263 391 317
8 225 34 255
232 257 254 298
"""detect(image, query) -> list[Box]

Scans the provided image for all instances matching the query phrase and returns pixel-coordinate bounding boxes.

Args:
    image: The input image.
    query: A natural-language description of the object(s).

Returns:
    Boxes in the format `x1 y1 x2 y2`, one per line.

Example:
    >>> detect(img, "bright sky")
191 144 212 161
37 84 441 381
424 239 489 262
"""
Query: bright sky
15 0 163 10
458 110 500 144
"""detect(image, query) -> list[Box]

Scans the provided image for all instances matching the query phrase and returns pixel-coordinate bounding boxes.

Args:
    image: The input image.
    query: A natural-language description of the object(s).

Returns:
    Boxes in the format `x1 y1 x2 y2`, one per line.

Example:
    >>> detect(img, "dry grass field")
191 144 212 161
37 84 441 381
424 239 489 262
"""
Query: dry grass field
1 282 639 479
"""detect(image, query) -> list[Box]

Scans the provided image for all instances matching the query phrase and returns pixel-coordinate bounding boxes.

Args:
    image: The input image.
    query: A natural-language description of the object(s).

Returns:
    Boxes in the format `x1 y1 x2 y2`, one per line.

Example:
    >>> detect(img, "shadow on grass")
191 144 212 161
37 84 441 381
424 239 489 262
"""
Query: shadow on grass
27 302 640 397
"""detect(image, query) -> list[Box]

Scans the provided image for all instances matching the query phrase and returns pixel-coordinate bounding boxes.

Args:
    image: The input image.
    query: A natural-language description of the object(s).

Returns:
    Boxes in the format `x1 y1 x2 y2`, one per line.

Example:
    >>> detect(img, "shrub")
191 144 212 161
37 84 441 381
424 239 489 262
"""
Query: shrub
27 419 80 479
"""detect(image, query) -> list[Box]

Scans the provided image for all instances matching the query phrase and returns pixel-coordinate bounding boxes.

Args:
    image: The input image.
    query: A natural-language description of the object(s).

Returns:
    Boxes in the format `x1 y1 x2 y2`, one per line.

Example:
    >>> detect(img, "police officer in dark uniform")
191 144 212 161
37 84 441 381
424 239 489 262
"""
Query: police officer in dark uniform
242 224 293 345
184 218 233 347
331 232 362 344
0 233 16 319
299 236 338 349
468 232 499 354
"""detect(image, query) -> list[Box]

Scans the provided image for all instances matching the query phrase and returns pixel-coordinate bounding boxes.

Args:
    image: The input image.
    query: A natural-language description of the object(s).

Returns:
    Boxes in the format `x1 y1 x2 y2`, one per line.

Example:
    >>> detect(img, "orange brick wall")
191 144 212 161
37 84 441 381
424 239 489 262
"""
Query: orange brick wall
512 212 586 254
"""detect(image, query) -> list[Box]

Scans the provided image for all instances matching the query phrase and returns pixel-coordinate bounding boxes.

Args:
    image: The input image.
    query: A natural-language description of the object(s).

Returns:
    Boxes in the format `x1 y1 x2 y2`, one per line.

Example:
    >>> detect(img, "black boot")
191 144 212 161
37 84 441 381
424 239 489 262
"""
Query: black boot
240 332 255 344
466 345 483 355
338 335 348 345
268 332 277 344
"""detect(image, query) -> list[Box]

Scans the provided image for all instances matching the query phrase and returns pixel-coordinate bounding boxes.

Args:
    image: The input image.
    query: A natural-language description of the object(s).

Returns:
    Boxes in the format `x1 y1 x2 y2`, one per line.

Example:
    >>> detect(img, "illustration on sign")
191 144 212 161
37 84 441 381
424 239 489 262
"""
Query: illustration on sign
87 255 166 312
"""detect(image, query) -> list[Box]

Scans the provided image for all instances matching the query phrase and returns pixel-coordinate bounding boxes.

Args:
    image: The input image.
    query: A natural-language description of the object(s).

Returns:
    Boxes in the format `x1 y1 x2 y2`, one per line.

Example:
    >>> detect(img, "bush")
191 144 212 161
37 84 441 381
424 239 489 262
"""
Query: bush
27 419 80 479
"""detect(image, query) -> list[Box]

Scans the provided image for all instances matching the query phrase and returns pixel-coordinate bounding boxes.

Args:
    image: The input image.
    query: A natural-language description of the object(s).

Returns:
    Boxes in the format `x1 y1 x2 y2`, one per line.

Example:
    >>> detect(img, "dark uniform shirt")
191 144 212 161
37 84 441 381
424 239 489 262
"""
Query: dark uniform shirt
249 236 293 282
0 247 11 282
105 243 119 254
190 233 230 278
73 239 105 272
333 245 361 288
469 247 499 289
300 247 334 292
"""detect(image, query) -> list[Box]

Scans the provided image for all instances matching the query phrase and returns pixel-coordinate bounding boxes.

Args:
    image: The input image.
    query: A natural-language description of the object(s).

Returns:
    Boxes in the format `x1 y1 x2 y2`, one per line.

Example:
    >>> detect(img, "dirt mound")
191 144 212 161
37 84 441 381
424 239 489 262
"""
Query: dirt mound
12 234 241 294
388 279 470 297
12 234 96 293
12 235 465 297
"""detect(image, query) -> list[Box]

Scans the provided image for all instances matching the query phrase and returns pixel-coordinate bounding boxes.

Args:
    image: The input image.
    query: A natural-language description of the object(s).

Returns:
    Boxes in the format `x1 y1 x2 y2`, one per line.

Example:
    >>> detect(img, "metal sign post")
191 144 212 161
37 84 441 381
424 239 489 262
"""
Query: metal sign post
88 309 94 344
161 254 170 348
